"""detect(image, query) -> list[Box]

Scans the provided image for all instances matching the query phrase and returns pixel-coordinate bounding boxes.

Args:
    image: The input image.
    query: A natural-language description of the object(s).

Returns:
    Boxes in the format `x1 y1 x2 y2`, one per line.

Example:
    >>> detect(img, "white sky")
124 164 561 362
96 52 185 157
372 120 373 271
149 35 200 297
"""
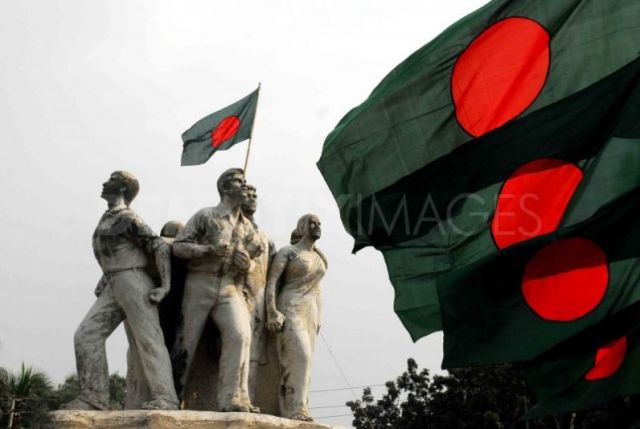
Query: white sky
0 1 487 426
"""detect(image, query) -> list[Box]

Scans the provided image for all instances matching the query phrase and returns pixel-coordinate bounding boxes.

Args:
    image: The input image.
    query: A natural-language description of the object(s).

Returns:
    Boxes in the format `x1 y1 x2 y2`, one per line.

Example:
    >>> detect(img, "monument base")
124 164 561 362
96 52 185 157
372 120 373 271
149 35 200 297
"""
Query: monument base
46 410 346 429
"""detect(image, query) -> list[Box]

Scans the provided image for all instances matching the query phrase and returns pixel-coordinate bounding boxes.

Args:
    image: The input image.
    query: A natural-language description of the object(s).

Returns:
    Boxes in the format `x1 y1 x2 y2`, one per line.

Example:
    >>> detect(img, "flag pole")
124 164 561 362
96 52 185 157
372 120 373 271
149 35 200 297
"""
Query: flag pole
243 82 261 175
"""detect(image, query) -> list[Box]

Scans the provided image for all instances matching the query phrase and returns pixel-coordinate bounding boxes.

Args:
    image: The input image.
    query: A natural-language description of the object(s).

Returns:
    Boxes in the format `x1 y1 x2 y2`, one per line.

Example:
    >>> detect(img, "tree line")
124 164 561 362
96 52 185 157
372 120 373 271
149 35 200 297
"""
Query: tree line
3 360 639 428
347 359 640 429
0 364 125 429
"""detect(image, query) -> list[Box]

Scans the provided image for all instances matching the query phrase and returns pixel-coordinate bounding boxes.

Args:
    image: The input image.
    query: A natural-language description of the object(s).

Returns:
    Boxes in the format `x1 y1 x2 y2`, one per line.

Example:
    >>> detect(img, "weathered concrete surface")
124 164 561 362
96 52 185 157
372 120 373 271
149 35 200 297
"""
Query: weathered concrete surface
182 322 280 416
46 410 347 429
265 214 327 420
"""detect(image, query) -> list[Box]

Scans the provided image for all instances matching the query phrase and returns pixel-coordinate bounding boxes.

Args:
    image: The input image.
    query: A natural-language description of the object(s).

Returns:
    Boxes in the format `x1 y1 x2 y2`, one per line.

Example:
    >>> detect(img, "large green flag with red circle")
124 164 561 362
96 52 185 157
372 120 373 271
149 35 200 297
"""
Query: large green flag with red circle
410 59 640 361
317 0 640 340
181 88 259 166
518 301 640 418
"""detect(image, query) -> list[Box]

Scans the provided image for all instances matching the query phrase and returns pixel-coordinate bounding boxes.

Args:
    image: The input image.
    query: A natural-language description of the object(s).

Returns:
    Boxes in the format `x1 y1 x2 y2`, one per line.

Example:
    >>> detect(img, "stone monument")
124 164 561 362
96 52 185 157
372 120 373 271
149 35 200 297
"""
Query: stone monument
240 184 280 414
63 171 179 411
124 220 186 409
175 181 282 415
47 410 345 429
266 214 327 421
52 170 343 429
172 168 259 413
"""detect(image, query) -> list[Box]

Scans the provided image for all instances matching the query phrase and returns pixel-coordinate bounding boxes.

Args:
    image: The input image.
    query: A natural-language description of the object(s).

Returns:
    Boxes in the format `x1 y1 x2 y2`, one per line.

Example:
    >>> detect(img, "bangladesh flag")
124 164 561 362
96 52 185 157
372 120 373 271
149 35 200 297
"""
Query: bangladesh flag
440 185 640 368
317 0 640 337
417 58 640 366
518 302 640 418
181 88 259 166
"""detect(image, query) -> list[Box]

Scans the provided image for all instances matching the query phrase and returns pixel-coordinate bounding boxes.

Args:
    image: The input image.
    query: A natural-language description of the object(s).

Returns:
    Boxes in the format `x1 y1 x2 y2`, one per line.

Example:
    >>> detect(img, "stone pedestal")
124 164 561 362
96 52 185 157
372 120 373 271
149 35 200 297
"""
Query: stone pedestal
46 411 347 429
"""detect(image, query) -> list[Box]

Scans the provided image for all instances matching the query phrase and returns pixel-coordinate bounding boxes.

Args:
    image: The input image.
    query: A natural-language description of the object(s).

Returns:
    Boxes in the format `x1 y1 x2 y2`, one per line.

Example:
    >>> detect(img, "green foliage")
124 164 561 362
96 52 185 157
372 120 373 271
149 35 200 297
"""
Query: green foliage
347 359 640 429
0 363 54 429
51 375 80 407
0 365 127 428
108 373 126 410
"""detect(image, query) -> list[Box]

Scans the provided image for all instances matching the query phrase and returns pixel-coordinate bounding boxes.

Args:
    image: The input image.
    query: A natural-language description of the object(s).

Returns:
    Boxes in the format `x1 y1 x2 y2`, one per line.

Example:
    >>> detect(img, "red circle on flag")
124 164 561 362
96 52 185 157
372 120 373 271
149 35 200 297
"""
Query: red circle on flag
492 159 583 249
522 238 608 322
451 17 550 137
585 336 627 381
211 116 241 148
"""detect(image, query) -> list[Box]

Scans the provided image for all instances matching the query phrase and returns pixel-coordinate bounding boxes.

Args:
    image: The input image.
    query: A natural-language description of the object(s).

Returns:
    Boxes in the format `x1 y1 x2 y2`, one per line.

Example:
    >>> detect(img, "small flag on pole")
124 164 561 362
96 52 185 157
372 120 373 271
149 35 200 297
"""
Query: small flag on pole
181 87 259 166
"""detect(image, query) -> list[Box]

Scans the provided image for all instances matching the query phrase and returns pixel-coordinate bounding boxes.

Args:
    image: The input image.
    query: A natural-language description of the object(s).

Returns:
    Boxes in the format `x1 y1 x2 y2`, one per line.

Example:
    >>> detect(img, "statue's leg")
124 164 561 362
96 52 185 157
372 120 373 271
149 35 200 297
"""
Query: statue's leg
277 311 314 421
67 282 124 410
124 322 150 409
212 280 254 412
248 291 266 400
111 270 178 409
175 271 218 399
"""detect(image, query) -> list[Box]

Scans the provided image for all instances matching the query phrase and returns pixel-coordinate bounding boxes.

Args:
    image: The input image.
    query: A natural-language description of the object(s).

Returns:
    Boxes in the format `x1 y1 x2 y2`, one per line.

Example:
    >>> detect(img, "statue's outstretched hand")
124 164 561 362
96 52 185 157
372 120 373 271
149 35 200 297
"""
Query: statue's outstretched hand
267 309 286 332
148 287 169 304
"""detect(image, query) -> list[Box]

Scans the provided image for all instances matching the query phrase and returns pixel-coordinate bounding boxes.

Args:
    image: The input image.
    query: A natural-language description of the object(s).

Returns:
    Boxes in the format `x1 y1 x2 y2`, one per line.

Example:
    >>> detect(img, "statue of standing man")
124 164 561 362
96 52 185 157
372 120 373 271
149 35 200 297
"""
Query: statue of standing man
64 171 179 411
173 168 260 412
240 184 277 405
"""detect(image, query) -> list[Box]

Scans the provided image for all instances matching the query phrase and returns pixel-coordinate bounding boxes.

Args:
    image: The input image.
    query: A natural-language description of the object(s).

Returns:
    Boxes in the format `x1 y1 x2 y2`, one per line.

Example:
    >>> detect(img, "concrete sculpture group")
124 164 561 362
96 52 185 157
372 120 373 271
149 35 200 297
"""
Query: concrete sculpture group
62 168 327 422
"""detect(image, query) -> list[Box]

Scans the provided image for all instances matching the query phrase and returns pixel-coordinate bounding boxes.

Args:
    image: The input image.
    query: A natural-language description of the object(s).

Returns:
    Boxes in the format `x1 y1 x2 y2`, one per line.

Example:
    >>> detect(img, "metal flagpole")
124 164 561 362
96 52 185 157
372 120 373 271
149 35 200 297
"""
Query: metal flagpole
243 82 261 175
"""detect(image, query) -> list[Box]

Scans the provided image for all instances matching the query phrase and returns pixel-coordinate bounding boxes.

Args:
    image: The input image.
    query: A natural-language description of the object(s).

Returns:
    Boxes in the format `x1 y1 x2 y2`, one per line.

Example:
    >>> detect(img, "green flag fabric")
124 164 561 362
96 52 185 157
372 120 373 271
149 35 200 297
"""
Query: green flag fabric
519 302 640 418
440 186 640 368
317 0 640 338
181 88 259 166
318 0 640 247
402 60 640 342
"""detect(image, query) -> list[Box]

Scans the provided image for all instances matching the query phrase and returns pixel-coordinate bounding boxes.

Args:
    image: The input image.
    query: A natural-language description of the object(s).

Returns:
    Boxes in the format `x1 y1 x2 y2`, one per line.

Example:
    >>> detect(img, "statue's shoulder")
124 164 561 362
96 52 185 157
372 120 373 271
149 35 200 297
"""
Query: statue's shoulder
275 245 297 261
185 206 218 226
113 208 142 228
193 206 218 218
120 207 142 221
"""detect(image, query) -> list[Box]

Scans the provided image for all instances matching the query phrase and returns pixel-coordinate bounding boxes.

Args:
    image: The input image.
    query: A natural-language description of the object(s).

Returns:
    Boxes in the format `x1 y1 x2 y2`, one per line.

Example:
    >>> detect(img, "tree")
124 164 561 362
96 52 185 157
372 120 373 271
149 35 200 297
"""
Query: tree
50 375 80 408
108 373 126 410
347 359 640 429
0 363 54 429
48 372 126 411
0 365 128 428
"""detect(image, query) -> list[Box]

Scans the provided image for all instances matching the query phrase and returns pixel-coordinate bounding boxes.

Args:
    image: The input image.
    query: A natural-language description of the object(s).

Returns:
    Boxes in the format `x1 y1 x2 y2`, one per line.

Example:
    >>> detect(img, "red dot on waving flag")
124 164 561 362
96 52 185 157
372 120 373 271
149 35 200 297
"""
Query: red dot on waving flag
522 238 608 322
211 116 241 148
492 159 583 249
585 336 628 381
451 17 550 137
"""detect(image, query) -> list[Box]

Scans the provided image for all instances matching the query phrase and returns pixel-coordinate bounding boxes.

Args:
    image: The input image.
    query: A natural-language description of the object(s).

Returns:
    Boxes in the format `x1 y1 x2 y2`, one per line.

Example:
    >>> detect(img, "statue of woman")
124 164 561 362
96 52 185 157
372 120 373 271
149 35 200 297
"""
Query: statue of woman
265 214 327 421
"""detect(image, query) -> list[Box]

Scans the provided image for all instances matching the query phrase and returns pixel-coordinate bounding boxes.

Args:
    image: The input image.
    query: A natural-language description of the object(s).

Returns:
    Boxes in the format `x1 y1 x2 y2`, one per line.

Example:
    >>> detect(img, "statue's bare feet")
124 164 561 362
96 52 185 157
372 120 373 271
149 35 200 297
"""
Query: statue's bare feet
249 404 261 413
289 412 314 422
141 398 179 410
60 397 105 411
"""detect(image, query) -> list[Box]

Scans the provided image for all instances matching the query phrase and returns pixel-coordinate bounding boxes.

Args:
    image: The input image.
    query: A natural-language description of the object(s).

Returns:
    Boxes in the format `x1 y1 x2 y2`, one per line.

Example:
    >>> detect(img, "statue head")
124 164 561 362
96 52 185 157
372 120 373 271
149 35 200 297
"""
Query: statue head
216 168 247 203
101 170 139 206
241 184 258 217
160 220 185 239
295 214 321 242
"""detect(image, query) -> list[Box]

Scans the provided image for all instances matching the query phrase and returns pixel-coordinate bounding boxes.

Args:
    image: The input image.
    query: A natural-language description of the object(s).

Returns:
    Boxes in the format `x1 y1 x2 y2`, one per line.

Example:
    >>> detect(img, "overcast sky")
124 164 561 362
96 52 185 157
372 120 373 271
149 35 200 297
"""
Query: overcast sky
0 1 487 425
